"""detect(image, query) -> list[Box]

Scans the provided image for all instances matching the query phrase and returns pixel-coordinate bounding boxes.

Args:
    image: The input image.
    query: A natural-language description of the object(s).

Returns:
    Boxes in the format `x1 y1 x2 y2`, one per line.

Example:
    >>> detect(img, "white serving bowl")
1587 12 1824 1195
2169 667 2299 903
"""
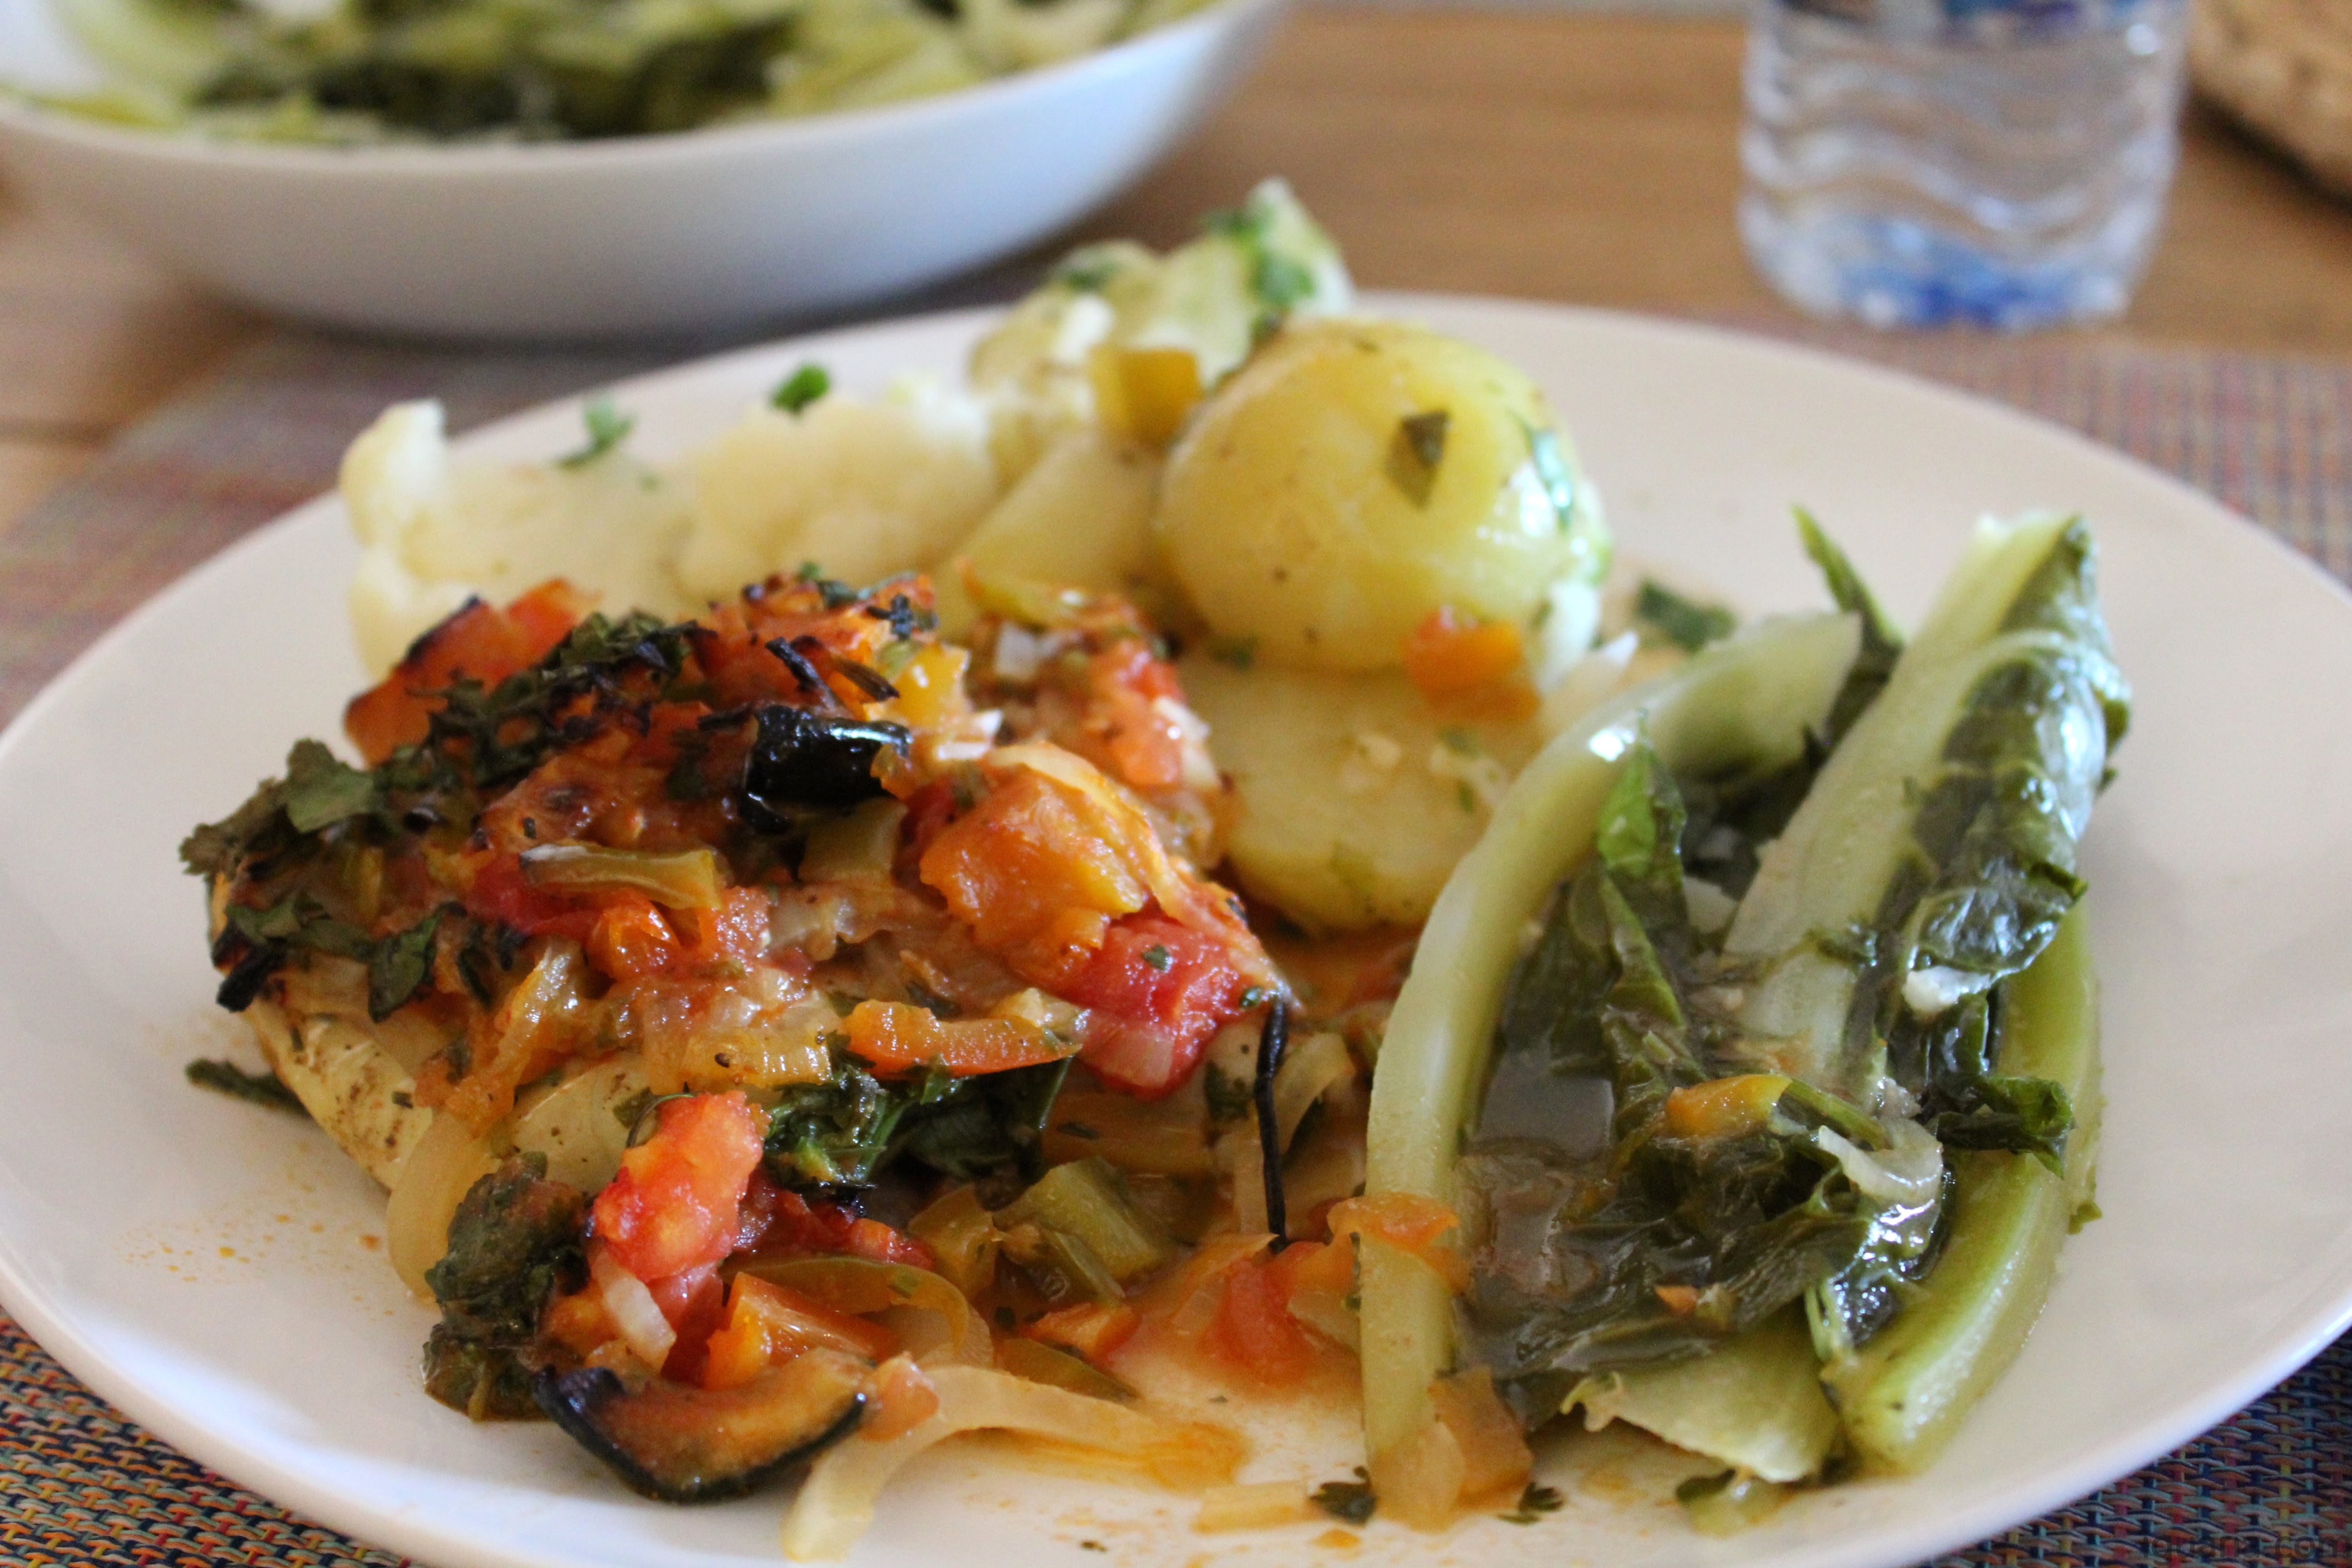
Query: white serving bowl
0 0 1284 339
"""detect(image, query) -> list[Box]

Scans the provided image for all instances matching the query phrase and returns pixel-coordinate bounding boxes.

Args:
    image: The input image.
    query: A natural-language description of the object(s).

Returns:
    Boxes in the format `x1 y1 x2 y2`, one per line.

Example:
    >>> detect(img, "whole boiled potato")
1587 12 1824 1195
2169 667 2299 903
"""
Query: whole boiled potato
1156 319 1607 673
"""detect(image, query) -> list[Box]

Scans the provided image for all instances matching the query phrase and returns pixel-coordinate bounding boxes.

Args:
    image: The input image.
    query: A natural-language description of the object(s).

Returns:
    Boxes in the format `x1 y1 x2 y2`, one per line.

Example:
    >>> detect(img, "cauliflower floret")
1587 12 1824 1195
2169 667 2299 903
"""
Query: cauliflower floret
342 378 1002 678
674 373 998 602
344 401 698 676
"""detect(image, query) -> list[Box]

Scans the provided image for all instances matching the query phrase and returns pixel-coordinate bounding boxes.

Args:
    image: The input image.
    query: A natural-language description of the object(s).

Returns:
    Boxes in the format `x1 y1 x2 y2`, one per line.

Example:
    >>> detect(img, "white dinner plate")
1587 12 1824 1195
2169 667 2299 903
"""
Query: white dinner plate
0 297 2344 1568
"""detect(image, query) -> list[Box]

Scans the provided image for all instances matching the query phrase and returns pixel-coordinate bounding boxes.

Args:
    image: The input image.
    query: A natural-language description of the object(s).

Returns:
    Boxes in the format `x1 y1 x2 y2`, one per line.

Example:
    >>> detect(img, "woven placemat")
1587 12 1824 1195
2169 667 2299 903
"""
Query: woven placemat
2 317 2348 1568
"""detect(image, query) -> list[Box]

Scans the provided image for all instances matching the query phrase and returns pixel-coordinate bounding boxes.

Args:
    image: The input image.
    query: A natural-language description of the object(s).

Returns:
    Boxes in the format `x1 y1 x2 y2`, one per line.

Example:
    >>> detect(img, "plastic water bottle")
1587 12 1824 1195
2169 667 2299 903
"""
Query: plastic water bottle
1740 0 2190 330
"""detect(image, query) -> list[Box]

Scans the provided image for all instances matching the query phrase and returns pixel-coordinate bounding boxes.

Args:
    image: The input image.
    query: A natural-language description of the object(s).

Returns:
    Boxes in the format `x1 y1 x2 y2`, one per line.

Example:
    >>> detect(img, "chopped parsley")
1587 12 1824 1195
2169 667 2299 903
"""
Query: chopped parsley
185 1058 306 1112
771 362 831 414
1309 1468 1377 1525
557 396 634 468
1500 1482 1564 1524
1386 408 1450 507
1205 634 1258 670
1635 579 1738 652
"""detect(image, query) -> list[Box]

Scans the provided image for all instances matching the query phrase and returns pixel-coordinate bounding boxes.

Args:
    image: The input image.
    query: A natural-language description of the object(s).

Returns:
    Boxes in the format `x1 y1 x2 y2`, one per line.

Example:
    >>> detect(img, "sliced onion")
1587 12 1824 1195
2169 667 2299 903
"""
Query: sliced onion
384 1110 500 1298
782 1365 1236 1560
590 1243 677 1370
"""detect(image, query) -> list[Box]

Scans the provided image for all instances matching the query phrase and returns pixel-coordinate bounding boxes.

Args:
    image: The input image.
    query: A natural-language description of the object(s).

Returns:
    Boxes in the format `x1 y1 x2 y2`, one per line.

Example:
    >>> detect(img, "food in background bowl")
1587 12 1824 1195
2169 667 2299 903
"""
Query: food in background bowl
0 0 1288 335
31 0 1227 142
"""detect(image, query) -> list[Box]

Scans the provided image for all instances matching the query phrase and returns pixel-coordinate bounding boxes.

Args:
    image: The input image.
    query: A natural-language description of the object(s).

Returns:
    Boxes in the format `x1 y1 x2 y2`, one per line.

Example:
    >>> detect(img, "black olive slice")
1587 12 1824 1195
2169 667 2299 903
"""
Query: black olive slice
534 1348 869 1503
740 703 911 822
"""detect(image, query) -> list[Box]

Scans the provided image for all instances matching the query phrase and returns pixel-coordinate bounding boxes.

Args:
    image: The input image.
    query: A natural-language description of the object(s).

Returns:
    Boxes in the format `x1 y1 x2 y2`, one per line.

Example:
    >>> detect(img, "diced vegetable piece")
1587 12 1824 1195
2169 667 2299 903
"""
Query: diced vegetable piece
1401 608 1537 719
736 1256 990 1367
841 1000 1072 1078
1195 1481 1321 1531
1824 907 2101 1471
344 580 591 764
520 844 722 909
702 1275 901 1390
1205 1254 1317 1386
907 1186 1004 1298
1041 1087 1215 1176
534 1349 869 1503
997 1158 1176 1283
996 1336 1137 1402
799 799 907 885
1157 318 1607 675
1088 345 1203 448
1426 1368 1533 1504
593 1092 767 1282
1024 1300 1140 1363
1662 1073 1794 1141
1357 612 1860 1490
931 430 1166 637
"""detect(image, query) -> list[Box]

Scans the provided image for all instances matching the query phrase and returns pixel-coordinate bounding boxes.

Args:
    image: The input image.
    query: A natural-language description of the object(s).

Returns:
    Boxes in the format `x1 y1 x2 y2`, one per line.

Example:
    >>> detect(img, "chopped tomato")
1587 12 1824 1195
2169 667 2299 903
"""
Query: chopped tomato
593 1092 767 1282
1205 1254 1315 1386
652 1262 728 1384
700 1274 901 1391
1328 1194 1470 1292
748 1185 936 1271
842 1217 937 1270
588 896 682 980
842 1000 1070 1078
1024 1301 1140 1364
1085 641 1191 792
1057 915 1250 1098
919 766 1149 966
345 580 593 764
1265 1239 1352 1299
1401 607 1538 720
541 1284 622 1359
461 853 601 942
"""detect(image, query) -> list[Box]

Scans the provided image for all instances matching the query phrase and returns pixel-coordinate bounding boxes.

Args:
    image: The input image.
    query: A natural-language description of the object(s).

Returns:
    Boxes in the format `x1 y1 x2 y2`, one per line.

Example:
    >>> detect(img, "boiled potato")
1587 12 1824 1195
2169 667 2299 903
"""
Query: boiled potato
1157 318 1609 673
1179 654 1544 931
931 425 1172 635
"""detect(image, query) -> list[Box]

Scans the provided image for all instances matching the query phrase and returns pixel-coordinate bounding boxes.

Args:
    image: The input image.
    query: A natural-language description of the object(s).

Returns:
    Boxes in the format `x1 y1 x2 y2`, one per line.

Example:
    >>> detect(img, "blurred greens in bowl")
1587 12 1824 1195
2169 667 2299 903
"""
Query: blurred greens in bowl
37 0 1220 143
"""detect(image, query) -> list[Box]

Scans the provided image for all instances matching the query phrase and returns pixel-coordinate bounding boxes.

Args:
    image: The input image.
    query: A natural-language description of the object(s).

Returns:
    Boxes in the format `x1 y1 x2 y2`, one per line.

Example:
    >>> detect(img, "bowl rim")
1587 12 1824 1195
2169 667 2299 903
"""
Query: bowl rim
0 0 1282 173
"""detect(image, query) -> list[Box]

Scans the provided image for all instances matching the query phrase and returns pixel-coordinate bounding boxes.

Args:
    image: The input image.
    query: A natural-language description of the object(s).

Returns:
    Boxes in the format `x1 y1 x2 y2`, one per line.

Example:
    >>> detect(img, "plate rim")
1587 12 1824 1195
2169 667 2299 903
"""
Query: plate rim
0 292 2346 1568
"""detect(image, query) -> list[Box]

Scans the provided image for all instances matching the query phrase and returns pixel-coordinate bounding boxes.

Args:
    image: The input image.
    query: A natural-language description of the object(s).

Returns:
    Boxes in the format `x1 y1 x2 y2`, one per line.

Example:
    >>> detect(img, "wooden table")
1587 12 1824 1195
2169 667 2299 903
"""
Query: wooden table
5 6 2350 538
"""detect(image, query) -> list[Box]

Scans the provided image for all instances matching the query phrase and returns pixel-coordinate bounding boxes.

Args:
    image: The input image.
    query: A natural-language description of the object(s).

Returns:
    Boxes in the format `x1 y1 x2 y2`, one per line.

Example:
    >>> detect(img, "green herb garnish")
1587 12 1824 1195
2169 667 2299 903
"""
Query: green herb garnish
1309 1468 1377 1525
1635 579 1738 652
185 1058 306 1112
557 396 634 468
771 362 831 414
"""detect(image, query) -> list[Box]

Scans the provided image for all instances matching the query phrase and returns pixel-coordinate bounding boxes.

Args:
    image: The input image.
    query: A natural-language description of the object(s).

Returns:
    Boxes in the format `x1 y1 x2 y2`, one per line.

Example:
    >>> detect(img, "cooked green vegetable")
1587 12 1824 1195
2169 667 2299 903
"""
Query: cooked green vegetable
996 1156 1176 1282
1359 511 2127 1520
1358 609 1863 1486
421 1152 586 1420
1725 513 2127 1106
